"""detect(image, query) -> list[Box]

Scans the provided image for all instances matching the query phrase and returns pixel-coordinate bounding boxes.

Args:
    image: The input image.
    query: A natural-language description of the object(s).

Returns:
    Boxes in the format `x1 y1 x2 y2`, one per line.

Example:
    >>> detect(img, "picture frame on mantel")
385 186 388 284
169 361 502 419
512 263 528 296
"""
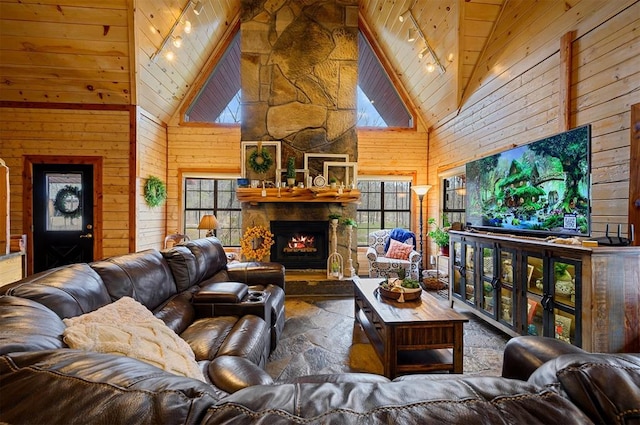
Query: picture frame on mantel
241 141 282 182
303 153 349 180
324 161 358 187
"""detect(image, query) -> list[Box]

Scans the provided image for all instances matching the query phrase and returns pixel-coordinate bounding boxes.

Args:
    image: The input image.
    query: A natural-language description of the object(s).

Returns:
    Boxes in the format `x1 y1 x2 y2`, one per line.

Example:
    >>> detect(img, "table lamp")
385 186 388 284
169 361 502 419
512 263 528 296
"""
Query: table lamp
198 214 218 237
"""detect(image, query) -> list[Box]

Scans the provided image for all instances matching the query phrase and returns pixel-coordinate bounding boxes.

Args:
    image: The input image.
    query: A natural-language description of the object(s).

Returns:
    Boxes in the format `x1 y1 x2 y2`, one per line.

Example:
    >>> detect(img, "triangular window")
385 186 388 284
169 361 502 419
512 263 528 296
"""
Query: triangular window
185 28 413 128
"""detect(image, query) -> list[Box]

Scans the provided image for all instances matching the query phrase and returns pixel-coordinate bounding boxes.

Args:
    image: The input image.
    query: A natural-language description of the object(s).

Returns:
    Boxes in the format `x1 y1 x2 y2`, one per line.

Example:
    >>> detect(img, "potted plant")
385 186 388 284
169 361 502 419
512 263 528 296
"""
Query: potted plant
428 216 451 256
341 217 356 228
328 212 341 225
329 177 337 189
286 157 296 187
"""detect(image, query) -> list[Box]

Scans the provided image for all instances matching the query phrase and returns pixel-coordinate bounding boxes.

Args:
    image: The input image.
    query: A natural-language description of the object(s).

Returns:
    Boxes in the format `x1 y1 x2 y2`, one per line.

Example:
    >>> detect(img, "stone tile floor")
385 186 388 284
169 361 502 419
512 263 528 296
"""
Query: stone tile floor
266 295 511 382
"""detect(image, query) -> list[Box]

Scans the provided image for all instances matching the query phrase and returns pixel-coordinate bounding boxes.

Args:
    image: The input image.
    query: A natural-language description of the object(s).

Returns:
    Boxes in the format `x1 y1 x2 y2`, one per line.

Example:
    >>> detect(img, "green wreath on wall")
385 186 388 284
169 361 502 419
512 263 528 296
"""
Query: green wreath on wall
54 185 82 219
144 176 167 207
248 147 274 174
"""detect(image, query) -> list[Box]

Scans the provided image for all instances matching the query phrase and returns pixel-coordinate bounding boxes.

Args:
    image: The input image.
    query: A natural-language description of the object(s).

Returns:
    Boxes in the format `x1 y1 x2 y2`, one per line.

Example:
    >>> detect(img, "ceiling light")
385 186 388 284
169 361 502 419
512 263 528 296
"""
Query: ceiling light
399 9 411 23
192 1 204 15
426 62 436 73
165 51 175 61
418 48 429 59
407 28 417 42
447 52 455 62
184 20 192 34
172 36 183 48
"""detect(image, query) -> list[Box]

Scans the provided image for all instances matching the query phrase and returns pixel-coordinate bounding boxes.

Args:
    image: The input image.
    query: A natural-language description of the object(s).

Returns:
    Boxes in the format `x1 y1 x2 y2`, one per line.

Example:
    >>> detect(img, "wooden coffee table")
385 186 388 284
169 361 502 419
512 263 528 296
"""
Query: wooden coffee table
354 277 469 378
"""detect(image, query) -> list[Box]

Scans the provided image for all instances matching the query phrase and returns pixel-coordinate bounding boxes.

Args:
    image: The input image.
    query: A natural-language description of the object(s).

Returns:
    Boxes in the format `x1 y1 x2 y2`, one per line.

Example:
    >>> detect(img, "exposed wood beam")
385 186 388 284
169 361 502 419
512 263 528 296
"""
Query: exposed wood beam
631 103 640 246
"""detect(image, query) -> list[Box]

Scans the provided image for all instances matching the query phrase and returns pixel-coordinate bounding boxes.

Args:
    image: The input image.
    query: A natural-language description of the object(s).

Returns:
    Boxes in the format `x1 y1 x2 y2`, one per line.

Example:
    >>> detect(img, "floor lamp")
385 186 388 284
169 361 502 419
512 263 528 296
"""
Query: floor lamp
411 185 432 275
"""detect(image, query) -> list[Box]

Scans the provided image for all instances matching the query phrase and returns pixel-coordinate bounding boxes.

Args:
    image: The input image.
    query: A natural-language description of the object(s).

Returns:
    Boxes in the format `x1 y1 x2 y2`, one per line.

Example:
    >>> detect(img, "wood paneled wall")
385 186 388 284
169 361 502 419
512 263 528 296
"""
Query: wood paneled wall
427 1 638 256
136 109 168 251
0 107 132 259
0 0 133 105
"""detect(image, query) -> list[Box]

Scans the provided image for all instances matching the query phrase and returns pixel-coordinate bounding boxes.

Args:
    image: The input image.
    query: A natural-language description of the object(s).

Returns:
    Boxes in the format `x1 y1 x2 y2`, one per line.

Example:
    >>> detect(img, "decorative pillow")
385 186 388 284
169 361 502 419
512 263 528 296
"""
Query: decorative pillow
386 238 414 260
63 297 205 382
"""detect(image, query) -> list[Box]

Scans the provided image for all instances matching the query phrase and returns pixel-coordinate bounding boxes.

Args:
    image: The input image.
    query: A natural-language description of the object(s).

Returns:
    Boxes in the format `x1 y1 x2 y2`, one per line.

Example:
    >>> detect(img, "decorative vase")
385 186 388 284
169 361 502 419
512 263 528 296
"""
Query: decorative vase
440 245 450 256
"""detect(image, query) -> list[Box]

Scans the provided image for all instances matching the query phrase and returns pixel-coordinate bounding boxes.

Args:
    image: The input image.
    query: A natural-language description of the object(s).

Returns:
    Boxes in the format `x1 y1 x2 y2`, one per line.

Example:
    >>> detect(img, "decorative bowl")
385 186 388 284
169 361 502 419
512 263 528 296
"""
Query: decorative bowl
378 285 422 301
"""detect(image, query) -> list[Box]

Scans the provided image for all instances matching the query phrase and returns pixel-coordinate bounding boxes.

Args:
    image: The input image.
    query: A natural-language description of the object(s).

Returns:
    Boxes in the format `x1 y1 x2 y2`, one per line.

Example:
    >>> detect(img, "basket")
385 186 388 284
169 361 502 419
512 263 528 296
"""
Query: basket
422 277 446 290
422 269 446 290
378 286 422 301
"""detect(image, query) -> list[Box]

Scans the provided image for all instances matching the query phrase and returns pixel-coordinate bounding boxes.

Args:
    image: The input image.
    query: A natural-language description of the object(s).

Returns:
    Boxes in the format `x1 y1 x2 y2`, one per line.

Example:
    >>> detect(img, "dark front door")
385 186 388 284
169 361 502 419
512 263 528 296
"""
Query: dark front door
33 164 94 273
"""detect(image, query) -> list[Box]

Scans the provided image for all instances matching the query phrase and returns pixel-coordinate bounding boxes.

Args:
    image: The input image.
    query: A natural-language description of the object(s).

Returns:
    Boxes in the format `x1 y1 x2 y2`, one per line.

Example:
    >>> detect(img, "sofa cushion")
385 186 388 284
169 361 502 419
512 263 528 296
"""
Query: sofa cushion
90 249 178 310
209 356 274 393
180 316 239 361
63 297 205 382
528 353 640 425
153 291 196 335
4 263 111 319
0 350 219 425
182 237 228 283
162 246 200 291
0 296 66 355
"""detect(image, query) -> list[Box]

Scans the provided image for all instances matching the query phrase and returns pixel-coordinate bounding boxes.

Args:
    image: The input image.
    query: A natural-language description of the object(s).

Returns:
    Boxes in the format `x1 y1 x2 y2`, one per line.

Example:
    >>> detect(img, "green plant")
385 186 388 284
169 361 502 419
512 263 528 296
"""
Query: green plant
427 216 450 247
341 217 356 227
286 157 296 179
329 177 337 184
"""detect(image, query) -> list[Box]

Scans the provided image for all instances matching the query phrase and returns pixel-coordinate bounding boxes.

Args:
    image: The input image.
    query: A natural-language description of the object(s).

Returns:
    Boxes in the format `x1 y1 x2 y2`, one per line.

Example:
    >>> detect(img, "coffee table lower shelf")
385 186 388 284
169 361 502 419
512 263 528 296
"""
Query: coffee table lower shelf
355 309 456 376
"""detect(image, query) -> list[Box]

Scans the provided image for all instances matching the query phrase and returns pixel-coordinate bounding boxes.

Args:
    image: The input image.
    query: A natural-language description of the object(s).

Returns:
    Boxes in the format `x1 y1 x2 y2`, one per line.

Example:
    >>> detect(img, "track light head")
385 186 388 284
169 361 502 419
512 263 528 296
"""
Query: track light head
407 28 417 42
399 9 411 23
418 48 429 59
426 62 436 73
192 1 203 15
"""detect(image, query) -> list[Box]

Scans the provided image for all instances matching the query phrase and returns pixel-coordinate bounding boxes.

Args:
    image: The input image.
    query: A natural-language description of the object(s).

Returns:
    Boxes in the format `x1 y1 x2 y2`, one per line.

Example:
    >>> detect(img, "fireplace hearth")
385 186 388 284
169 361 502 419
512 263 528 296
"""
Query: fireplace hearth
271 221 329 269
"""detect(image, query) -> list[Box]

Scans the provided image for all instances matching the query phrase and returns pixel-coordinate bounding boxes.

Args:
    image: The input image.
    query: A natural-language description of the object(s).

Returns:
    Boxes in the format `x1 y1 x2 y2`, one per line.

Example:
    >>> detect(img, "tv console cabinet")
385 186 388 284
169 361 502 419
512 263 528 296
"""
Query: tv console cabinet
448 230 640 353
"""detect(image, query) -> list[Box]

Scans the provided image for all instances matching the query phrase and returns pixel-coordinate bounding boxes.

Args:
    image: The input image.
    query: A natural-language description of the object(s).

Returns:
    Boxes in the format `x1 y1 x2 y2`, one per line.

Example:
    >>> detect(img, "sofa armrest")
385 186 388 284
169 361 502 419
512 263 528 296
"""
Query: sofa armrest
366 247 378 261
408 250 421 264
502 335 586 380
209 355 273 393
226 262 285 289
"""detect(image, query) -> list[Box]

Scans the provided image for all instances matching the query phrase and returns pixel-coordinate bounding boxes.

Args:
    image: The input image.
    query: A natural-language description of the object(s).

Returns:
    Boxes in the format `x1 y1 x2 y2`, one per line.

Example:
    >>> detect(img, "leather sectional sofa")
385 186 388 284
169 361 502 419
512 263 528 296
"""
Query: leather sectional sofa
1 238 639 424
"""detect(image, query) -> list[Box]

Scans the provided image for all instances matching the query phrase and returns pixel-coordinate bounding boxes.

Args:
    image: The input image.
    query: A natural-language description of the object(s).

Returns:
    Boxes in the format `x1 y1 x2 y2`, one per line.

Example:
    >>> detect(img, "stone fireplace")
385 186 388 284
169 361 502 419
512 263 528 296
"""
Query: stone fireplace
239 1 359 273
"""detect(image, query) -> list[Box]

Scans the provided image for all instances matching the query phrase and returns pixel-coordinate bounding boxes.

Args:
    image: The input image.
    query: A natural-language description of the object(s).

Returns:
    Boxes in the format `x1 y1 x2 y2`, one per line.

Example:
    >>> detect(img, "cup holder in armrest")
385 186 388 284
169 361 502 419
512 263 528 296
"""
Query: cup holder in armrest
246 291 264 302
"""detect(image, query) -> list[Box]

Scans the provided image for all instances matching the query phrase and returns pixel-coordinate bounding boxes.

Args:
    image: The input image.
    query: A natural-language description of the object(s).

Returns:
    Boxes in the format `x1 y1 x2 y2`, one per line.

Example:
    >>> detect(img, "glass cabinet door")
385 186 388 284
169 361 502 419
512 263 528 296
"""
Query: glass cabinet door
480 245 496 316
451 240 463 299
463 243 475 305
524 253 545 337
549 258 581 346
498 249 516 328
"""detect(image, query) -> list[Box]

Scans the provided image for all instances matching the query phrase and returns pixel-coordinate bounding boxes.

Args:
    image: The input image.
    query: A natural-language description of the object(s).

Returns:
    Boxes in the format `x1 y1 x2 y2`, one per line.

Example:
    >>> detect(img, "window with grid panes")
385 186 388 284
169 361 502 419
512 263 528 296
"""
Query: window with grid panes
184 178 241 246
356 179 412 246
442 174 466 226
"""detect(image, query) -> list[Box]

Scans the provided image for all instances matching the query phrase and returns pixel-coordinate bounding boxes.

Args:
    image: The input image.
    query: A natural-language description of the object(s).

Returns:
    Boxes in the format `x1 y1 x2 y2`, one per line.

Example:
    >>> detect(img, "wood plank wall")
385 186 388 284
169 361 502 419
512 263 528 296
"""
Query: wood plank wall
0 0 132 105
136 109 168 251
427 1 639 254
0 107 132 259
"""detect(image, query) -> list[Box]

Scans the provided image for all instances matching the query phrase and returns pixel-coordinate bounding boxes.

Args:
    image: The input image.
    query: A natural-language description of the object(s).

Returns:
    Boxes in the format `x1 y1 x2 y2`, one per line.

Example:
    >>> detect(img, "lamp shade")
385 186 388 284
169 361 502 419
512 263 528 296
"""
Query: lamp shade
198 214 218 230
411 185 432 197
399 9 411 22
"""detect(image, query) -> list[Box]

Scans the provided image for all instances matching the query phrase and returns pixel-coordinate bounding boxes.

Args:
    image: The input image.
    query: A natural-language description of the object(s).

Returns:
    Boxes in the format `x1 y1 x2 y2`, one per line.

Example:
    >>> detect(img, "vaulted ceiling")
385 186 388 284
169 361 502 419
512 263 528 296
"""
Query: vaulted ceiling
137 0 504 129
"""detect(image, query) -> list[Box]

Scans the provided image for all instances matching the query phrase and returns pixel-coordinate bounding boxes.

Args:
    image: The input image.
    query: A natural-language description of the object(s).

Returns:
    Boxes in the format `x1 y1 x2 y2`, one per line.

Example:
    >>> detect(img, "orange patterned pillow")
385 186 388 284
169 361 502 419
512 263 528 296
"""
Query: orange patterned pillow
386 238 413 260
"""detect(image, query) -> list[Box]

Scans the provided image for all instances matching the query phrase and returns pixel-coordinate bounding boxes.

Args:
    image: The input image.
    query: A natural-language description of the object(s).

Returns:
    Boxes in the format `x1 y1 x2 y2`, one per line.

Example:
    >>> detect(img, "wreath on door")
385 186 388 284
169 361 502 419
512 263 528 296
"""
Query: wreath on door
54 185 82 219
144 176 167 207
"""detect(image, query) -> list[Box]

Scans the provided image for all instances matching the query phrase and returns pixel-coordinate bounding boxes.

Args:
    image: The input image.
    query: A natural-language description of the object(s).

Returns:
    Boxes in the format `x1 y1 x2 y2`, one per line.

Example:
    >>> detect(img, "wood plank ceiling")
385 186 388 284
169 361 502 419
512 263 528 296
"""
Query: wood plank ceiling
0 0 504 130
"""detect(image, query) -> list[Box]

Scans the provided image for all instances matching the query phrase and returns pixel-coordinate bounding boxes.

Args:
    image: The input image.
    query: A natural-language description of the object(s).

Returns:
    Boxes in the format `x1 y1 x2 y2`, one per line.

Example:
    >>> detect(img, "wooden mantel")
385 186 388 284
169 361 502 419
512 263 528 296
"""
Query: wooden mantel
236 187 361 205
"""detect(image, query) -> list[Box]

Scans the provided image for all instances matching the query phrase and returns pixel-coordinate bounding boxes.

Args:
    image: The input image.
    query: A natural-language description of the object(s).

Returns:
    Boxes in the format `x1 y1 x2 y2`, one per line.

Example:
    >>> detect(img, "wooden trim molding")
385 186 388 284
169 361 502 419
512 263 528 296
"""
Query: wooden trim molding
559 30 575 132
631 103 639 246
23 156 104 275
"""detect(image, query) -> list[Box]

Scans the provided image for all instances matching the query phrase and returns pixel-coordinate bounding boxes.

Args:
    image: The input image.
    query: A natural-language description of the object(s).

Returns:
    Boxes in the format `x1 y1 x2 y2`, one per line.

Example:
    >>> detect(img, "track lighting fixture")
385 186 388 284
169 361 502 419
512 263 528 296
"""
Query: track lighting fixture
150 0 205 62
397 8 446 74
407 28 417 42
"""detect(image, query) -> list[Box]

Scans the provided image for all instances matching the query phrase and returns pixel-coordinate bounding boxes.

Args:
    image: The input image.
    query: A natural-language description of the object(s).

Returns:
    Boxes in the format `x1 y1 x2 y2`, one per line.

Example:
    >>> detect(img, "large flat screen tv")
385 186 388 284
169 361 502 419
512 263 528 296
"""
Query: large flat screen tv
466 125 591 237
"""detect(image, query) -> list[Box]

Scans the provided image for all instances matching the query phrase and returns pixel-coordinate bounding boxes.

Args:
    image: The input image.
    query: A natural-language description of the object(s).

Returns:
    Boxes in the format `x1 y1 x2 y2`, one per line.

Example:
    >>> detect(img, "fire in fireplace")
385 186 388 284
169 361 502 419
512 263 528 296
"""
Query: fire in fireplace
271 221 328 269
